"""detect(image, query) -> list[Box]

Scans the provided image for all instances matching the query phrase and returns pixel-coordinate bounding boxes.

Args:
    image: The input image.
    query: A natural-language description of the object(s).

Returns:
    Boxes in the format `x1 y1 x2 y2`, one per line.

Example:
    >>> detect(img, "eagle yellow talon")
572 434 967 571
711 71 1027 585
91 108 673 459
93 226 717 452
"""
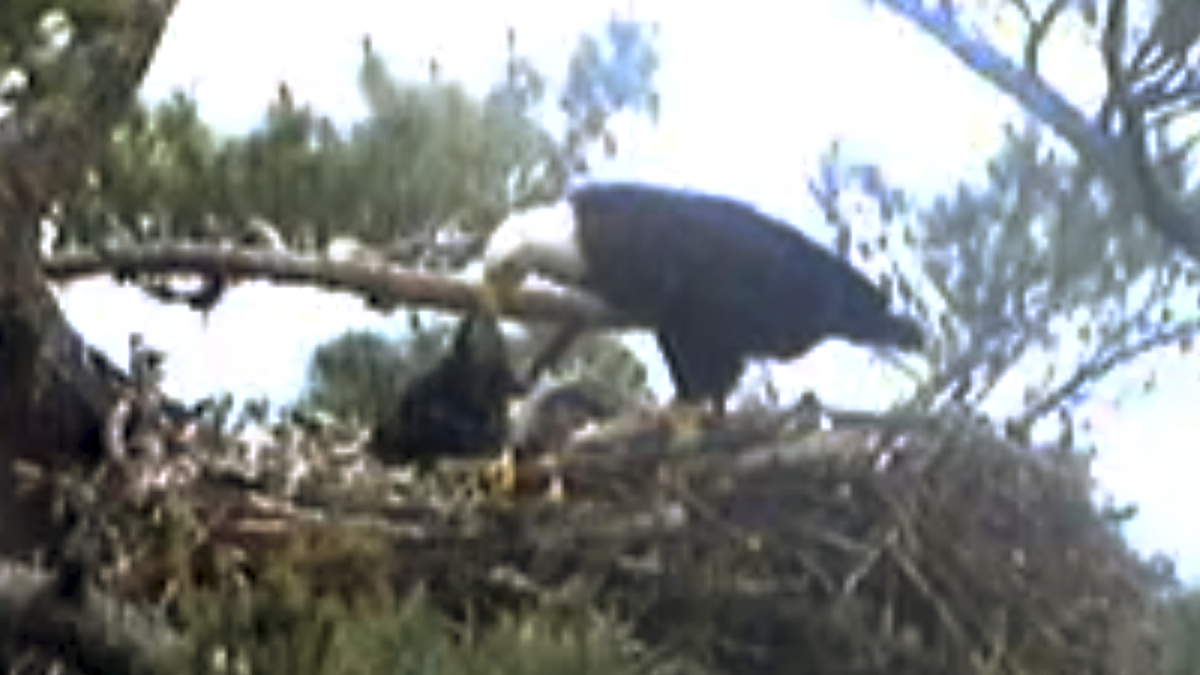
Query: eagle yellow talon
479 447 569 502
663 402 711 451
483 447 518 497
479 263 524 317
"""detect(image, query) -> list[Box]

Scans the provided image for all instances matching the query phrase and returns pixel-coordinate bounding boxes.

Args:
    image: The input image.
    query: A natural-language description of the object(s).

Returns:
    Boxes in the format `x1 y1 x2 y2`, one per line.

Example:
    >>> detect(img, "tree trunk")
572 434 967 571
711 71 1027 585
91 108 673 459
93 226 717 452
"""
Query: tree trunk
0 218 128 560
0 0 178 560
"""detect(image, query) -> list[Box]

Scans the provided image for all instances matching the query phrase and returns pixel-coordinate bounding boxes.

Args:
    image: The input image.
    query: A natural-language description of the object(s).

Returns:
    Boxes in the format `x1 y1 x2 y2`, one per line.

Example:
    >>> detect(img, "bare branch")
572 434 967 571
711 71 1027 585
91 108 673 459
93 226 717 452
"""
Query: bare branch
1119 87 1200 279
967 334 1033 406
42 244 624 327
1024 0 1073 76
1013 317 1200 428
1009 0 1035 24
1095 0 1129 133
911 333 1015 408
874 0 1200 261
1133 71 1200 115
1128 0 1200 83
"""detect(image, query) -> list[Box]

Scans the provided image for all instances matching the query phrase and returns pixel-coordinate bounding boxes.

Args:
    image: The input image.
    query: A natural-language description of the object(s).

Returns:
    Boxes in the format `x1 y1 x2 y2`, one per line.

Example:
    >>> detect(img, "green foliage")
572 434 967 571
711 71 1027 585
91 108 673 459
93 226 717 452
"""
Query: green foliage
347 39 553 245
452 609 656 675
0 0 152 206
172 522 665 675
172 524 389 674
180 589 662 675
181 585 342 675
50 18 658 260
88 93 222 244
0 1 124 100
1162 585 1200 675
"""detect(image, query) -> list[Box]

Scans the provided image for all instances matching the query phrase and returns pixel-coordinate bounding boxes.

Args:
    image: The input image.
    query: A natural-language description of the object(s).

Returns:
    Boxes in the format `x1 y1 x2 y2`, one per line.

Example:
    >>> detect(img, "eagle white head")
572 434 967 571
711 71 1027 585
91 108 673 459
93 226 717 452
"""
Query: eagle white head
482 200 587 291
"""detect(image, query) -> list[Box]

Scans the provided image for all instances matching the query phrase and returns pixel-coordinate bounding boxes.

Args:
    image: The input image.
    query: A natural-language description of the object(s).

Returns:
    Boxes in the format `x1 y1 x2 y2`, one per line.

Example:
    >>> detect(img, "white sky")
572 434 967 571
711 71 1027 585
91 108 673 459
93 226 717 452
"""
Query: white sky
57 0 1198 582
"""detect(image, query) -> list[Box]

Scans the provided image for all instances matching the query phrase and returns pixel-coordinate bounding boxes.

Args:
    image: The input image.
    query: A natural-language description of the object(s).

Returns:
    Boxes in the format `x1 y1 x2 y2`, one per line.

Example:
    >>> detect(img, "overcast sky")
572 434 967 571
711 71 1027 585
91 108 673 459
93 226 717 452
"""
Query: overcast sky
58 0 1199 581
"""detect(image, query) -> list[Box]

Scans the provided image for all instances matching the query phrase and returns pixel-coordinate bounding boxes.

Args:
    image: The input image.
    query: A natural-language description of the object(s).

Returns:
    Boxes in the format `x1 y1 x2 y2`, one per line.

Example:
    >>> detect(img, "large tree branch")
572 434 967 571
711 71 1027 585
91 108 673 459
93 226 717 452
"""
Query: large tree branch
43 244 625 326
874 0 1200 262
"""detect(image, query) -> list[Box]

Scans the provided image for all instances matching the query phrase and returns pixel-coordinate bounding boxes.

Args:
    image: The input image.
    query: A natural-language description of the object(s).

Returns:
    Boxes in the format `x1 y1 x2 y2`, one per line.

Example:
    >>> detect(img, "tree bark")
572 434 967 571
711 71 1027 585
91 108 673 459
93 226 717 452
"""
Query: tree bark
0 0 178 559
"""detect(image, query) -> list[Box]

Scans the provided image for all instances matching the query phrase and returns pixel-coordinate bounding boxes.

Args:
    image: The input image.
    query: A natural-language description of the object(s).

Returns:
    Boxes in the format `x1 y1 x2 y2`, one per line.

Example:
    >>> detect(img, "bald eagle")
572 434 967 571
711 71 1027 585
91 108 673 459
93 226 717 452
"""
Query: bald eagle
482 182 924 415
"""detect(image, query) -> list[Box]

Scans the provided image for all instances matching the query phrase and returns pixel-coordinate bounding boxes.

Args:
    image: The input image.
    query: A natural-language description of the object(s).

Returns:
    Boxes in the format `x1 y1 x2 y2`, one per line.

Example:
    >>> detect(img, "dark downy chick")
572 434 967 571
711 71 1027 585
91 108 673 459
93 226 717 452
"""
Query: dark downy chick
366 313 525 471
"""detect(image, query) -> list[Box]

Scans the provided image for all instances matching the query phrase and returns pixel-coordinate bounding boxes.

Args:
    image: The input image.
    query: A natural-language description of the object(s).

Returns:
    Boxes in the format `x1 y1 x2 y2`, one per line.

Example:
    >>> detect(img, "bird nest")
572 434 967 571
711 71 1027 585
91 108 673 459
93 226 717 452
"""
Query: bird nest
91 409 1161 675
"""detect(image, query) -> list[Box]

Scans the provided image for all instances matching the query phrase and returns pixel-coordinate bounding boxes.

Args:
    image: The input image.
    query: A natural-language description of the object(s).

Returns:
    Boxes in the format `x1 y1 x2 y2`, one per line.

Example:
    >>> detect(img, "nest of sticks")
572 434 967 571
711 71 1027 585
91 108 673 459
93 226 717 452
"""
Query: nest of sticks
75 406 1163 675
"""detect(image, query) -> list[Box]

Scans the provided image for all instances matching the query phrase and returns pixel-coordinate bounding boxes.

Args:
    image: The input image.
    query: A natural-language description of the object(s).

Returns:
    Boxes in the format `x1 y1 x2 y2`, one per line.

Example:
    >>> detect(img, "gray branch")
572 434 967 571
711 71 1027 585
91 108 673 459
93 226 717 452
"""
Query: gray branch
873 0 1200 261
1013 318 1200 429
